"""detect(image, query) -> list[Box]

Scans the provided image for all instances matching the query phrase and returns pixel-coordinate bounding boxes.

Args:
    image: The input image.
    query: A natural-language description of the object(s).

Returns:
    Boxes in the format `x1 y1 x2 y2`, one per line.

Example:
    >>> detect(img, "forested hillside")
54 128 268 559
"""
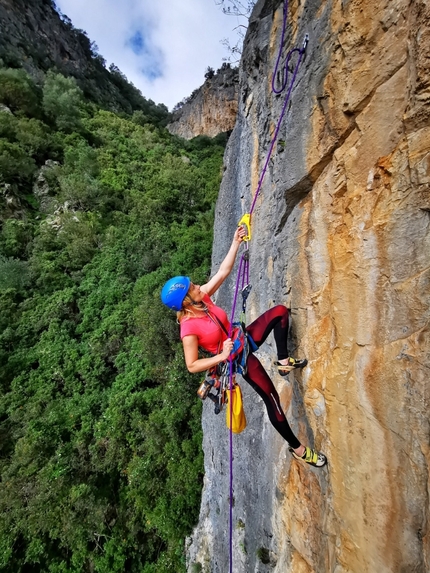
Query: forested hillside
0 66 226 572
0 0 170 122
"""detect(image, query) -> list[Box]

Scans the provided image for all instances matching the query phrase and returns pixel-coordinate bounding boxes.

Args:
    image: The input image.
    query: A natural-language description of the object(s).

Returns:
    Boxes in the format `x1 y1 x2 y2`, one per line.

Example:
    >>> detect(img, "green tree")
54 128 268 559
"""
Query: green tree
0 67 41 116
0 255 30 289
0 140 36 184
0 219 33 258
42 72 84 132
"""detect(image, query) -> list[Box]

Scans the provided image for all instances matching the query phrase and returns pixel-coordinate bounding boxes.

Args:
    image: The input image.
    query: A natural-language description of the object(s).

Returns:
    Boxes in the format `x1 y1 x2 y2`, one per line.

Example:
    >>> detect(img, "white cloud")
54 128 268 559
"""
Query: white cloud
55 0 246 110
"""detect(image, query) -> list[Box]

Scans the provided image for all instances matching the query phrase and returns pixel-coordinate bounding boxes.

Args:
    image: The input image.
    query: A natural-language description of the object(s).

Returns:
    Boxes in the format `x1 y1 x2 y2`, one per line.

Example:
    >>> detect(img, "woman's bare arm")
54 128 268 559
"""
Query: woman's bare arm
182 334 234 373
200 226 246 297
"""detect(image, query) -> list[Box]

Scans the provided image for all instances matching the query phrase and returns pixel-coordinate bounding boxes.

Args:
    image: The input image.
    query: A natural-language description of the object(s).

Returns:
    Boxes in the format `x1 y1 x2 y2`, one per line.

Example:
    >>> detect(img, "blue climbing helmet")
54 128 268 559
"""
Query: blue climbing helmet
161 276 191 311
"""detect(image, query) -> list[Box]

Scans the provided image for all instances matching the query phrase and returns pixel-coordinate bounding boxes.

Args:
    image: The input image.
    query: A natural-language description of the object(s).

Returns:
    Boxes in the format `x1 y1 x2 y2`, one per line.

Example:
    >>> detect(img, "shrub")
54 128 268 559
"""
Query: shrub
0 254 30 289
256 547 271 564
0 67 41 116
0 140 36 184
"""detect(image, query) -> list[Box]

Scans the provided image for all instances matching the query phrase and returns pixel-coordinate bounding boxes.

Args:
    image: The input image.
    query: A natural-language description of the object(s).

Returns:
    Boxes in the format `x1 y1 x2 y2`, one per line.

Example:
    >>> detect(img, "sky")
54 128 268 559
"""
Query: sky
54 0 248 111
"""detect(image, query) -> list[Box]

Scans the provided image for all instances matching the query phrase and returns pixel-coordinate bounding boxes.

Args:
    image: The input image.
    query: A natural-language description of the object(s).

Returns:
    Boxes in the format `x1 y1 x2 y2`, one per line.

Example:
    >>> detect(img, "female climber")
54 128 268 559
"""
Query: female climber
160 227 327 468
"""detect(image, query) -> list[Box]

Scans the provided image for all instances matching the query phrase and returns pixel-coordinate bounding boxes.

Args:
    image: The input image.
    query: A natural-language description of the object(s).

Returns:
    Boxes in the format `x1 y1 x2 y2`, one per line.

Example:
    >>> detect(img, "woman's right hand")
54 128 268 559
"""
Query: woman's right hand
234 225 246 244
220 337 234 360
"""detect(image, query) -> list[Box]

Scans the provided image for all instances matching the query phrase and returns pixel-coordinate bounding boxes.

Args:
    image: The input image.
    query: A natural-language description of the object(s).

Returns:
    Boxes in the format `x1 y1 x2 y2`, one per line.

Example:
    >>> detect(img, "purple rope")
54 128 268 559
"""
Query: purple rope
228 254 245 339
241 254 248 290
226 2 308 571
271 0 292 95
249 3 307 216
227 252 245 573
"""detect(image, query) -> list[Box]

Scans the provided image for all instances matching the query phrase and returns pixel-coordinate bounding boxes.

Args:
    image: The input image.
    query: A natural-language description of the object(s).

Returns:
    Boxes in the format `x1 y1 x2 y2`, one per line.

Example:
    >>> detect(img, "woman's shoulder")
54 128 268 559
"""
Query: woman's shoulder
202 293 213 306
180 313 206 339
179 306 208 326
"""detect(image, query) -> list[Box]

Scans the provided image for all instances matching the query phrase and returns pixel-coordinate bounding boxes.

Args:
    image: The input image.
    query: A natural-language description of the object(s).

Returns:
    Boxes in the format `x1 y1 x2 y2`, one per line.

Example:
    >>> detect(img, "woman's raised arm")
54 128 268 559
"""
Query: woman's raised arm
200 226 246 297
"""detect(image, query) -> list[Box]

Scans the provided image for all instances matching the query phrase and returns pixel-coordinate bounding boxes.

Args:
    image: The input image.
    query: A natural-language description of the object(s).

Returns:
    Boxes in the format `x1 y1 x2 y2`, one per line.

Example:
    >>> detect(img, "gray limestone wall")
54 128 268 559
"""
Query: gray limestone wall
187 0 430 571
187 2 333 571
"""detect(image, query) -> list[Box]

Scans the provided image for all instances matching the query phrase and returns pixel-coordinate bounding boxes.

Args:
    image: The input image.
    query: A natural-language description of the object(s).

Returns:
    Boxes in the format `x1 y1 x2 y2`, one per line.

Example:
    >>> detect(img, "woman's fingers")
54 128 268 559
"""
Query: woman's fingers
222 338 234 355
234 226 246 242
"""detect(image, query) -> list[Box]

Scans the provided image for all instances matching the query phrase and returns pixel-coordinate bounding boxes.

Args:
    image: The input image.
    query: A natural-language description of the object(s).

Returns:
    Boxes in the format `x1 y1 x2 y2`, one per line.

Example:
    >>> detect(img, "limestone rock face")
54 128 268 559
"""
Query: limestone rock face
33 160 60 213
187 0 430 572
167 66 239 139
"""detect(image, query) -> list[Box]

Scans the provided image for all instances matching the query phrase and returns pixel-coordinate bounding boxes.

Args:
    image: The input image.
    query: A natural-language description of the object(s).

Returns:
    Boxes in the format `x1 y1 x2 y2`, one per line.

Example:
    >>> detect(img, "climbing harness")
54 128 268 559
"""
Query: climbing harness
225 1 309 571
197 310 251 415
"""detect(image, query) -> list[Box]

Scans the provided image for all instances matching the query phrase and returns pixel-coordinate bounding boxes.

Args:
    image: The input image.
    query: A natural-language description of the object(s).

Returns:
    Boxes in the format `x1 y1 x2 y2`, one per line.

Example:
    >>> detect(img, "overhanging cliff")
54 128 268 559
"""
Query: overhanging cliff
187 0 430 571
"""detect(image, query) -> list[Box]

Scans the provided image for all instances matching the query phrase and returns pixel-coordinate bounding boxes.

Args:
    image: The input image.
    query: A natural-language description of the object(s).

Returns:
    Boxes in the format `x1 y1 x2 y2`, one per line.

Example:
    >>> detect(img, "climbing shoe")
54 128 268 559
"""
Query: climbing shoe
289 446 327 468
276 357 308 376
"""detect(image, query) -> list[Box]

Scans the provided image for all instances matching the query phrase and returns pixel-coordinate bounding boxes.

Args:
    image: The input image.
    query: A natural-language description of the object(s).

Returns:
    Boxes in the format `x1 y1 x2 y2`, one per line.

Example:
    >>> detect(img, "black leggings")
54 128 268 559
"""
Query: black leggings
243 305 301 449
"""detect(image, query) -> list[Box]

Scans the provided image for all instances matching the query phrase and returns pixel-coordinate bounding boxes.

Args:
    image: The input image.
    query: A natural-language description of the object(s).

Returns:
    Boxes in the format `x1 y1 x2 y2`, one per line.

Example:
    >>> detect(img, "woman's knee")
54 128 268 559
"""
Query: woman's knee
272 304 289 322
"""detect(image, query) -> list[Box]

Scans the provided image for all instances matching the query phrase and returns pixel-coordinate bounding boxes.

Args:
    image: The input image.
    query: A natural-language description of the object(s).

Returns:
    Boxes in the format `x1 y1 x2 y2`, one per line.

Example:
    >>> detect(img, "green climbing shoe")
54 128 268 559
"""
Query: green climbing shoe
276 357 308 376
289 446 327 468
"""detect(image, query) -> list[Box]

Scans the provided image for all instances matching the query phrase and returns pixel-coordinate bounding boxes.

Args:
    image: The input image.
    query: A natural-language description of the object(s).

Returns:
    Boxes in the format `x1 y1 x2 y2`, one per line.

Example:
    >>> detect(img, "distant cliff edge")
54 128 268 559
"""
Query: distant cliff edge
167 64 239 140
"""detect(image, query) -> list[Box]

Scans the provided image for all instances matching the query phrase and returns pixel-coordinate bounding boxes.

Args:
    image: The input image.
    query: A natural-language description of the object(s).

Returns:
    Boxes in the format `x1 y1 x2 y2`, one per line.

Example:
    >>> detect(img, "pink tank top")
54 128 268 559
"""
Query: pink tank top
180 294 230 354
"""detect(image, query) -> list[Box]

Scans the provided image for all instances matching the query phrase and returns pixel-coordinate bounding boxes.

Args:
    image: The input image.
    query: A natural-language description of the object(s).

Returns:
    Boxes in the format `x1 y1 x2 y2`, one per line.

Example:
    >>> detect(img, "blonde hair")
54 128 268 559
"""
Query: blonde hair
176 294 206 323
